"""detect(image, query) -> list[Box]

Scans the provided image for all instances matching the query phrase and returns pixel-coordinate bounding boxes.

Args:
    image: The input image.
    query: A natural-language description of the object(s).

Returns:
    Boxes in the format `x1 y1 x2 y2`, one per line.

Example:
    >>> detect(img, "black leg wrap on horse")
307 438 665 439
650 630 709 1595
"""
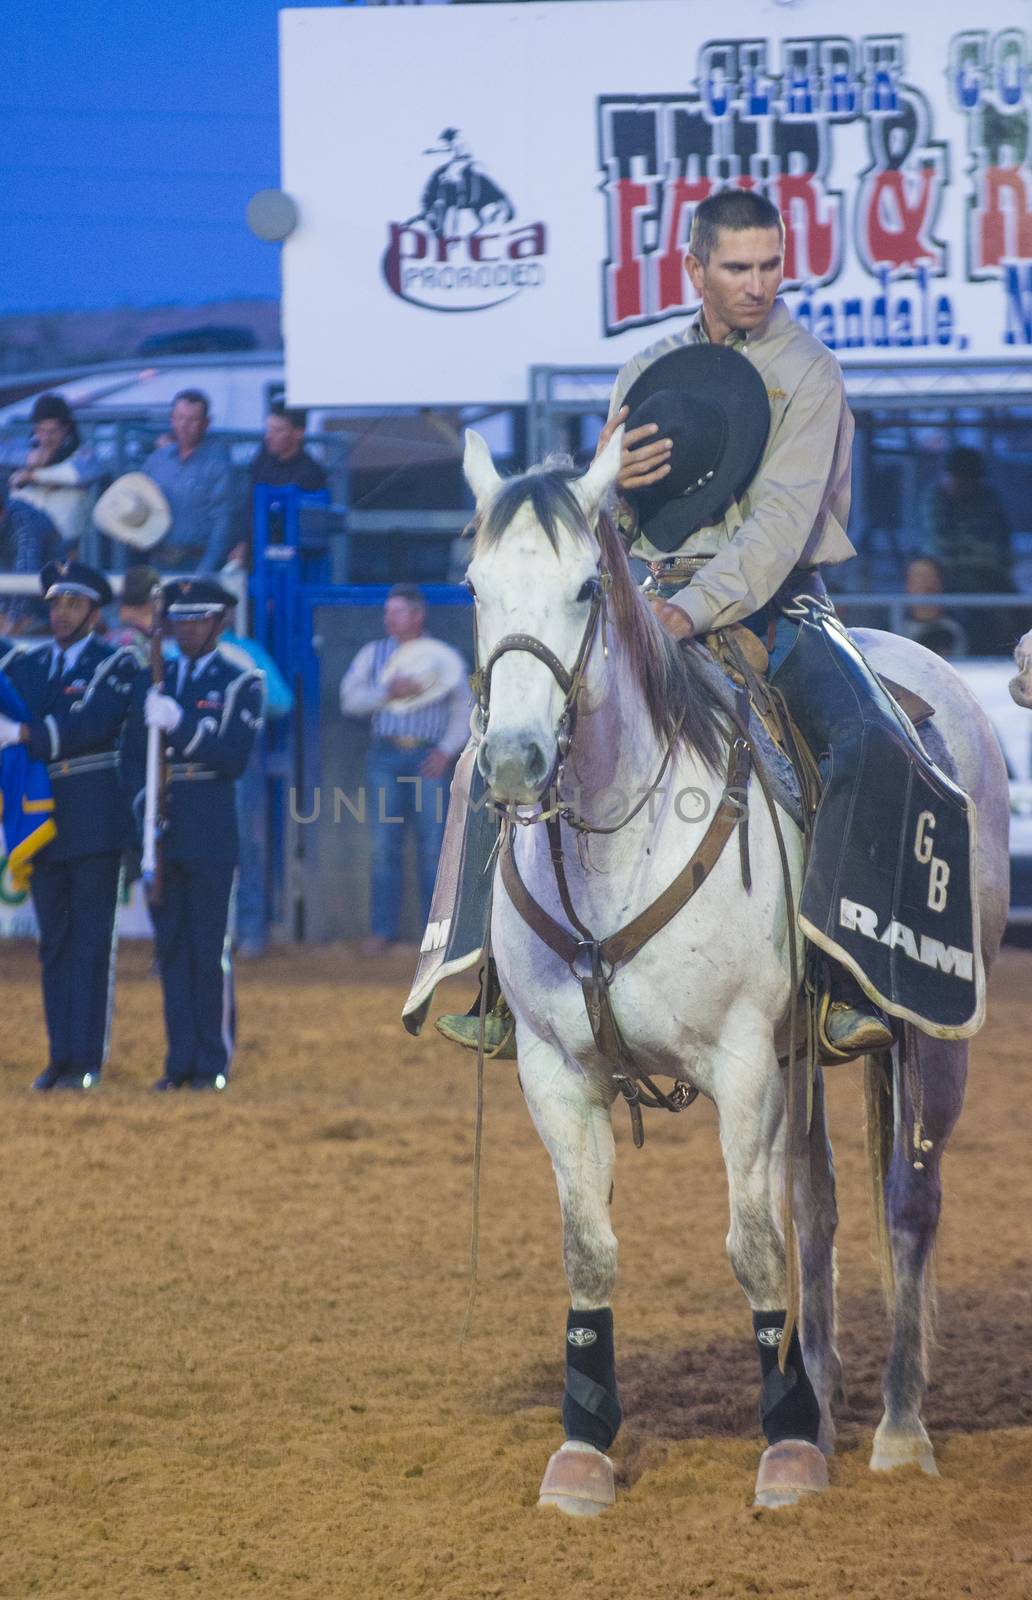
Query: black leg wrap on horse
562 1307 622 1452
753 1311 821 1446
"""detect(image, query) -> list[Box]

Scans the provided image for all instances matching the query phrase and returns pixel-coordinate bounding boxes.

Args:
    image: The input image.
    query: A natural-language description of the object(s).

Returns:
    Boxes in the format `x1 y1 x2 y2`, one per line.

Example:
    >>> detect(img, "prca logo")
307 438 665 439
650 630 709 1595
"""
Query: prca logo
382 128 547 312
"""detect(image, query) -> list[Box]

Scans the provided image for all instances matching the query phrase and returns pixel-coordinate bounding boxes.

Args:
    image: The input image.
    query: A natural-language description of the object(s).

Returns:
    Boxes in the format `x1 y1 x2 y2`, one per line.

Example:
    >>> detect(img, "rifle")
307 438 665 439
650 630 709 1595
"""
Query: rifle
141 584 168 904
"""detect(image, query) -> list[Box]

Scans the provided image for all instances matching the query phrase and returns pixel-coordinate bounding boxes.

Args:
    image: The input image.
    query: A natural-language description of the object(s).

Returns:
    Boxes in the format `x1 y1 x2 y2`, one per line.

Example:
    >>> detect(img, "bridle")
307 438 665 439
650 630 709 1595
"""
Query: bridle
470 561 696 838
469 565 612 804
468 548 754 1139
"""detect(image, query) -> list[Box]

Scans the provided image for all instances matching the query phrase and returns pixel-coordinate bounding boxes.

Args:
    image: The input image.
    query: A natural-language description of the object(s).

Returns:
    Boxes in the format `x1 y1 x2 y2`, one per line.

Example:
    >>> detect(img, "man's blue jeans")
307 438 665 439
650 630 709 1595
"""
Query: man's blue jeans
366 740 449 941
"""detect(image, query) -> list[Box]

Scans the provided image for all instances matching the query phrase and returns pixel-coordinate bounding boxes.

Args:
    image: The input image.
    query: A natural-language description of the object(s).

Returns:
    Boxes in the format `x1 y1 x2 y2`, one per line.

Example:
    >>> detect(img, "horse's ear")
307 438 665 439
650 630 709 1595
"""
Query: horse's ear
574 425 624 520
463 429 503 508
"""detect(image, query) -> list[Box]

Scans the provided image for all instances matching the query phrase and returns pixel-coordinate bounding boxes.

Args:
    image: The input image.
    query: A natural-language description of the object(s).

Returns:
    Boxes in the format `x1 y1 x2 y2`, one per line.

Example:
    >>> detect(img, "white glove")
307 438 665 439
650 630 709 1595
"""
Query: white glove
0 712 23 750
145 688 183 733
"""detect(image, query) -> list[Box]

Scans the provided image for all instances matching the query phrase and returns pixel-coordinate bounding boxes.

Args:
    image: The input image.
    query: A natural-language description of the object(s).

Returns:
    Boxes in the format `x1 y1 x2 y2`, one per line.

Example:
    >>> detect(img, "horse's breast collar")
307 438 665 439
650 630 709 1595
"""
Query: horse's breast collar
500 690 754 1148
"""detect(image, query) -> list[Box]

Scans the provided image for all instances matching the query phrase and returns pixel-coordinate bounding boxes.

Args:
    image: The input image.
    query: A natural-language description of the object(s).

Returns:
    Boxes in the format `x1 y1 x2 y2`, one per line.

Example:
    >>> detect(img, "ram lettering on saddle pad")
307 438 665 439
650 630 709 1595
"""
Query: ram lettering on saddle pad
838 898 974 983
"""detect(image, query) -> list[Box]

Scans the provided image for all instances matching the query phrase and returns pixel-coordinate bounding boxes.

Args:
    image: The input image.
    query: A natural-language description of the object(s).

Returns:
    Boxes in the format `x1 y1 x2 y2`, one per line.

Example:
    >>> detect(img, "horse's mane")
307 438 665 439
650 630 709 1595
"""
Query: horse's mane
473 462 725 773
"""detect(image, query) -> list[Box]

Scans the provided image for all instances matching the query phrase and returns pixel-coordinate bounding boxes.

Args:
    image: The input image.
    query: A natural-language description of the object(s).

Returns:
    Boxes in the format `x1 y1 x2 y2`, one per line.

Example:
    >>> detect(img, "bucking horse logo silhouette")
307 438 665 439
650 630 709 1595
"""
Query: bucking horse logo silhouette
408 128 515 237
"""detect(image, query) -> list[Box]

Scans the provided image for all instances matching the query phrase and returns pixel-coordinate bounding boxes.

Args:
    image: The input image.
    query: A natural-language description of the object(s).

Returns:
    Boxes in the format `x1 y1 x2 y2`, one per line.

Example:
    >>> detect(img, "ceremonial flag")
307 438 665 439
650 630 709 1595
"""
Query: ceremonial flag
0 666 55 891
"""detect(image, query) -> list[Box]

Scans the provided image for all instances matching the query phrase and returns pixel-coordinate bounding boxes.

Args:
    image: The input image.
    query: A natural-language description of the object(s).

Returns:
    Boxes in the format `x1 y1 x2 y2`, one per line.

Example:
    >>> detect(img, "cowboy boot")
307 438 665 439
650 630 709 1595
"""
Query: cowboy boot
435 994 517 1059
435 960 517 1060
818 965 895 1061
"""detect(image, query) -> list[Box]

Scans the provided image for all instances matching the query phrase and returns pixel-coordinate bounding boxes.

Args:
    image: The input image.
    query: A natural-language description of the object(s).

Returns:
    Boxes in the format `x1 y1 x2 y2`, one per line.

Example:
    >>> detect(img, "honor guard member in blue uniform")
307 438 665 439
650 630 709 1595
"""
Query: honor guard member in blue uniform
142 578 263 1091
0 561 140 1090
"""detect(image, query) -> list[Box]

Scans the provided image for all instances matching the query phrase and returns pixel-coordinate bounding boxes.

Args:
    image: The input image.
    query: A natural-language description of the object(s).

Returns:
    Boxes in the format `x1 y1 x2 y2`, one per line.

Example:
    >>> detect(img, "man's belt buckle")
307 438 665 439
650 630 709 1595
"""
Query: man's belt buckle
390 735 429 750
646 556 712 596
647 555 710 579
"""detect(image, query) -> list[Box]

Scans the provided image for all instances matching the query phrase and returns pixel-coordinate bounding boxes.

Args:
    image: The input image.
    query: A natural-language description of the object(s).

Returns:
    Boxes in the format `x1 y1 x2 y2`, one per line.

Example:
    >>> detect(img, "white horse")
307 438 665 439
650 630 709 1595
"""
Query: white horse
462 428 1011 1514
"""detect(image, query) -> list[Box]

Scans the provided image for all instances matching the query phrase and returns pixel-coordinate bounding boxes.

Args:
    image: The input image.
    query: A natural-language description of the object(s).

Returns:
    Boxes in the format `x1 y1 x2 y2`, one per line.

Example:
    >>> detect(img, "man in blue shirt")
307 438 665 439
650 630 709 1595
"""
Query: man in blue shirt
142 390 235 573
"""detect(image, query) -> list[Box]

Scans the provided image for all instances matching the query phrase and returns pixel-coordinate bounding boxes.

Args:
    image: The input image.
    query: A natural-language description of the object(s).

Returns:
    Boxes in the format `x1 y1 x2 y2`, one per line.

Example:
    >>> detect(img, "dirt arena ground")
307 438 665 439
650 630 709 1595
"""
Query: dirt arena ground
1 937 1030 1599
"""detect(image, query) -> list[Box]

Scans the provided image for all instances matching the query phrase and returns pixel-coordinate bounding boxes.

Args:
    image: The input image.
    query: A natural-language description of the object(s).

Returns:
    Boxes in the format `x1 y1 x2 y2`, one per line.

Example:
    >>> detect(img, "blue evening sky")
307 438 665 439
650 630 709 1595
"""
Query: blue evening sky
3 0 315 313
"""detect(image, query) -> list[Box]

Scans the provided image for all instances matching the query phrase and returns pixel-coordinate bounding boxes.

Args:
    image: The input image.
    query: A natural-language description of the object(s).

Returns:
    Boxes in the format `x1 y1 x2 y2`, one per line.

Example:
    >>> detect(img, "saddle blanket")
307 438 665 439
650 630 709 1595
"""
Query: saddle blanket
403 743 497 1034
403 640 983 1041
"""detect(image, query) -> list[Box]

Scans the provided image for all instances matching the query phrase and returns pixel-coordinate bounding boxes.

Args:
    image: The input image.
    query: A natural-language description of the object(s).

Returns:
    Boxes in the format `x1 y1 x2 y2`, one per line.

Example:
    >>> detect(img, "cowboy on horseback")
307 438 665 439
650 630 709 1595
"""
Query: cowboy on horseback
432 186 959 1061
405 189 1001 1514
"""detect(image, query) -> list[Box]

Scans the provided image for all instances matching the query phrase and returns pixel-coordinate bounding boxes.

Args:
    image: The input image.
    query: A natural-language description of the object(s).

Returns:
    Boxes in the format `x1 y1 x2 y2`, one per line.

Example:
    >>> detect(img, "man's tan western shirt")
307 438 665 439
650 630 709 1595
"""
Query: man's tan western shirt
609 298 856 635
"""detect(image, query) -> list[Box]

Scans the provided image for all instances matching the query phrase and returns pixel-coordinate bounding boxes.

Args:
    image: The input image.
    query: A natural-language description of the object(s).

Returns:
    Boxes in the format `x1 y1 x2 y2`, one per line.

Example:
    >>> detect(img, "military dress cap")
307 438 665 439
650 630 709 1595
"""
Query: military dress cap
40 559 113 608
162 577 237 617
622 344 771 552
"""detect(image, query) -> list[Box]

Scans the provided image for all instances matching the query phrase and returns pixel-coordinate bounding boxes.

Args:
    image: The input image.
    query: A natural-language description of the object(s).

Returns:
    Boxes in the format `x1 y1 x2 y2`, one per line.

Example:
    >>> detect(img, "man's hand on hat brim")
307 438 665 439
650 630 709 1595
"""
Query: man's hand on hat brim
647 597 694 641
595 405 672 492
385 674 425 702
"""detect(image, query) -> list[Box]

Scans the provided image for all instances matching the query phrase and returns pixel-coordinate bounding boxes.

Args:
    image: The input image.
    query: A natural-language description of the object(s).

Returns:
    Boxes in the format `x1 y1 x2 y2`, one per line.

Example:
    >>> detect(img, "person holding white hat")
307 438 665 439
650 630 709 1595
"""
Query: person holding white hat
339 583 470 956
138 390 234 573
92 475 171 555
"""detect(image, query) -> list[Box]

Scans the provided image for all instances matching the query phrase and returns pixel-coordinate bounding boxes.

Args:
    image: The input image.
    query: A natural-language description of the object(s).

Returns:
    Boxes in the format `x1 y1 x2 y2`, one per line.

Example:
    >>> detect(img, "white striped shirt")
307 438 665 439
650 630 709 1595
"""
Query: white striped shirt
339 635 471 754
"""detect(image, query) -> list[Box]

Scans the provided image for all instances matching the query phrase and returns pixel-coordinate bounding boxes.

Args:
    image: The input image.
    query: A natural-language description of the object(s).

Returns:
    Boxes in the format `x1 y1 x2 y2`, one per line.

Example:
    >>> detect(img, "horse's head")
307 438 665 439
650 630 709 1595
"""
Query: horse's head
464 427 623 804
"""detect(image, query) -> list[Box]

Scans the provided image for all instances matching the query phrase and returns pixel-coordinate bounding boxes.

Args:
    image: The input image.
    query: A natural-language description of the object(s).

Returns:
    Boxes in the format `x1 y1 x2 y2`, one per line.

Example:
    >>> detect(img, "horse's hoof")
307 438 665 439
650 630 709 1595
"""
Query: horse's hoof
538 1441 615 1517
870 1419 939 1477
754 1439 829 1508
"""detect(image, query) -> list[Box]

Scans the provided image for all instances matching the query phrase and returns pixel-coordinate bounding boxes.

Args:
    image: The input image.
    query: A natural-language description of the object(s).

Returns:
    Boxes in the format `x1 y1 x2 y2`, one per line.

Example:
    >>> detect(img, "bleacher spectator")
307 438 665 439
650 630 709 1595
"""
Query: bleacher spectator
900 556 968 659
227 402 330 570
920 445 1012 652
142 390 234 573
0 395 101 631
105 564 161 665
249 402 328 495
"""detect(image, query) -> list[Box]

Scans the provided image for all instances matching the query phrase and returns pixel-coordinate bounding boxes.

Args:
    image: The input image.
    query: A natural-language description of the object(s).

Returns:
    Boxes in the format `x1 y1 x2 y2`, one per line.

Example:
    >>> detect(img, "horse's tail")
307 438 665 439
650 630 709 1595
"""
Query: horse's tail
863 1046 896 1308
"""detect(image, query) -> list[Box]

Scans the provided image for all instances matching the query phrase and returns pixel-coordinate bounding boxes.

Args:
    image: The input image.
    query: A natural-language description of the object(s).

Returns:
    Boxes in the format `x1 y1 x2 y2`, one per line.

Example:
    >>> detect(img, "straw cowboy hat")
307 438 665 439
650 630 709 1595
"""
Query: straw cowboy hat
622 344 771 552
380 637 467 712
92 473 171 550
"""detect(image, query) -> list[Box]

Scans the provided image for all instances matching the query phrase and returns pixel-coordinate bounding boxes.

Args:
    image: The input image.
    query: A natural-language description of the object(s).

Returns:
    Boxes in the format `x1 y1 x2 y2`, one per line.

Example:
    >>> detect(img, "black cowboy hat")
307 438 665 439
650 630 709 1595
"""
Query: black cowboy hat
622 344 770 553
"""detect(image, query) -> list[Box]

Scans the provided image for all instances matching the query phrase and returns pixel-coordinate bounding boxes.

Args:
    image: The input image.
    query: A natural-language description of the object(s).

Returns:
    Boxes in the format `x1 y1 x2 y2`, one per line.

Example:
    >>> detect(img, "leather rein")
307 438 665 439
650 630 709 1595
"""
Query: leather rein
473 561 754 1147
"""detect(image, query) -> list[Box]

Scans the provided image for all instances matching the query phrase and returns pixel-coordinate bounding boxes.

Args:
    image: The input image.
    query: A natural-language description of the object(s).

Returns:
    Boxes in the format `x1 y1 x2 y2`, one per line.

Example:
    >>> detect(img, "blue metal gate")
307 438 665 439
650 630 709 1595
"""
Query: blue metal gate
250 487 473 942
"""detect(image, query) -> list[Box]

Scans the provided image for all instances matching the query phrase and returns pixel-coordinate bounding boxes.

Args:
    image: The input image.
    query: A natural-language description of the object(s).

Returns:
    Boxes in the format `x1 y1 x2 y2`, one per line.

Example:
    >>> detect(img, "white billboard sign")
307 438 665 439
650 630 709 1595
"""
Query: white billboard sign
281 2 1032 404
